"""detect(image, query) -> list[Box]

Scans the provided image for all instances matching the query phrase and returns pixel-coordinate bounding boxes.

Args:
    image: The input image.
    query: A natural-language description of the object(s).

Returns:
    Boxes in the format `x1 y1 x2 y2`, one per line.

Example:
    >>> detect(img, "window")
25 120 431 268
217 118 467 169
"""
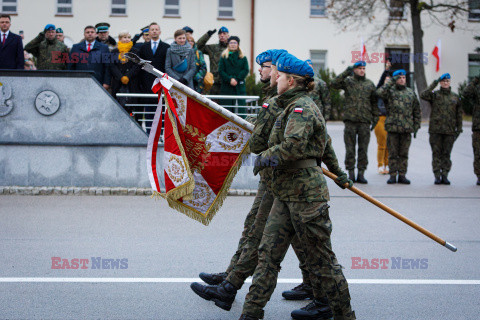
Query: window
469 0 480 21
164 0 180 17
218 0 233 19
1 0 17 14
111 0 127 16
389 0 405 20
310 0 326 17
310 50 327 74
469 54 480 81
56 0 72 15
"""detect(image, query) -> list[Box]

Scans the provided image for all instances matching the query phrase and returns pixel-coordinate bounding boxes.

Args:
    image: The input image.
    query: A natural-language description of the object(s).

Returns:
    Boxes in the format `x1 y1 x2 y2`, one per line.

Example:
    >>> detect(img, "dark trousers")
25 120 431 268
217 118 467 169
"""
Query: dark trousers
387 132 412 175
429 133 456 175
344 121 370 171
473 131 480 176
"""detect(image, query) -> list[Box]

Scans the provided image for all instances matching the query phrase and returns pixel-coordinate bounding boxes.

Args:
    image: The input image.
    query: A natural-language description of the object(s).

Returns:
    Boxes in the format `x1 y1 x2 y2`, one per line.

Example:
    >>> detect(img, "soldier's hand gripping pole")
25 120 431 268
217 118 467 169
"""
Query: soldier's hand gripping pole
322 168 458 252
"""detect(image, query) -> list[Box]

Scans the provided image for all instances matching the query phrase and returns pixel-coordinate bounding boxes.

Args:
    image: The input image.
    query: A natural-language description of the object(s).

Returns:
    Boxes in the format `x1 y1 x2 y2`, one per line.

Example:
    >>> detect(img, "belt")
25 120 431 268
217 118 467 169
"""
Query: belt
275 159 318 170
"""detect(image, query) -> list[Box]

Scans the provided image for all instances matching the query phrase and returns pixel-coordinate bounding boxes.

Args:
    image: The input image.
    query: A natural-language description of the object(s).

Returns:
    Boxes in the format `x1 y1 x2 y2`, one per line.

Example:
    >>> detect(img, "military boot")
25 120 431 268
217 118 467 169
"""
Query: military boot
199 271 227 285
291 298 334 320
434 173 442 185
282 282 314 300
190 281 237 311
238 314 259 320
441 174 451 185
398 175 411 184
356 170 368 184
348 170 355 182
387 174 397 184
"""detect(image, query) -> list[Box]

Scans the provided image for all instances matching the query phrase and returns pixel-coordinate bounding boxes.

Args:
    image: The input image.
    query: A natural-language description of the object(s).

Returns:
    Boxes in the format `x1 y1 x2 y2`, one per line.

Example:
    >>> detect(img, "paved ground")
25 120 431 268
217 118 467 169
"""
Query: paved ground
1 122 479 319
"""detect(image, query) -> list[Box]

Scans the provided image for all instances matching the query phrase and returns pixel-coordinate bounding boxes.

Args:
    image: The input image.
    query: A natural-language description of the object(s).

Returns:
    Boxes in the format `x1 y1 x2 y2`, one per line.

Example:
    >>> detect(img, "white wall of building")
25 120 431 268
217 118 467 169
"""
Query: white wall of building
7 0 479 91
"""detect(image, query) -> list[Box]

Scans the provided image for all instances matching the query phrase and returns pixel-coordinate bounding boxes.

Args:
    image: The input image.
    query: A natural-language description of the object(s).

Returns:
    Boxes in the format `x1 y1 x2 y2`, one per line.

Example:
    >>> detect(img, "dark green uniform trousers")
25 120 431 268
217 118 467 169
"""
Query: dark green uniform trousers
242 199 355 320
344 121 370 171
387 132 412 175
473 131 480 176
429 133 456 175
226 179 267 274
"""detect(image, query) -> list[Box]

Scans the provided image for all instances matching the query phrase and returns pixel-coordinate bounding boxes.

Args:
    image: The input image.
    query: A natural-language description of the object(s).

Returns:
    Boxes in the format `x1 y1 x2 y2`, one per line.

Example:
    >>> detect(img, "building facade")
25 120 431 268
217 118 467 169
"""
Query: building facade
2 0 479 91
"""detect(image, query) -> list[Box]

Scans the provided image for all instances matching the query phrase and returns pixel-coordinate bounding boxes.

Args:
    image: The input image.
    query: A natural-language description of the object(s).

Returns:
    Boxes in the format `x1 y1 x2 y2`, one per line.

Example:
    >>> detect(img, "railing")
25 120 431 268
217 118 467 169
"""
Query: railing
116 93 260 132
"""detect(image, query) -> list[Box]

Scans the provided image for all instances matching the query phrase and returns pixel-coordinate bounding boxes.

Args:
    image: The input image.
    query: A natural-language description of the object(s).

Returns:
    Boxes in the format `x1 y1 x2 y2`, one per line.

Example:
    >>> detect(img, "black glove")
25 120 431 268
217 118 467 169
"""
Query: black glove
335 173 353 189
370 124 375 131
179 78 189 85
207 29 217 36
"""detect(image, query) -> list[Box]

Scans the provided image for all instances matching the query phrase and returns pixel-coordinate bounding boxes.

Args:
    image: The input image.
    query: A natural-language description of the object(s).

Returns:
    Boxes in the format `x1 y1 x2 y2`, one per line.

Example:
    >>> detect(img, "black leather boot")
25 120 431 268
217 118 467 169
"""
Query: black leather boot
291 298 334 320
281 282 314 300
190 281 237 311
199 271 227 285
441 174 451 185
387 174 397 184
348 170 355 181
398 175 411 184
356 170 368 184
434 174 442 185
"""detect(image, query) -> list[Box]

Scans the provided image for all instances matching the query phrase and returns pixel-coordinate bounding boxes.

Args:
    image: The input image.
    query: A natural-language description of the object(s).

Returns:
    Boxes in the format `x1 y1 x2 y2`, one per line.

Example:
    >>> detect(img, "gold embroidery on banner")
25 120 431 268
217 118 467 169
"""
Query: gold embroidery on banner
186 181 212 211
183 123 211 173
170 89 187 120
216 125 244 151
166 155 187 184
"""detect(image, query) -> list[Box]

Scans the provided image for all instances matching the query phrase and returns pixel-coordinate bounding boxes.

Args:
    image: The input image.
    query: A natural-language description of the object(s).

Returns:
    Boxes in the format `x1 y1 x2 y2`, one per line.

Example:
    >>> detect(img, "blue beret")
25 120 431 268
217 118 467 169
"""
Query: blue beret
218 26 229 34
392 69 407 77
439 73 451 80
277 54 314 77
256 51 272 65
44 24 56 31
182 26 193 33
270 49 288 66
353 61 366 68
305 59 312 65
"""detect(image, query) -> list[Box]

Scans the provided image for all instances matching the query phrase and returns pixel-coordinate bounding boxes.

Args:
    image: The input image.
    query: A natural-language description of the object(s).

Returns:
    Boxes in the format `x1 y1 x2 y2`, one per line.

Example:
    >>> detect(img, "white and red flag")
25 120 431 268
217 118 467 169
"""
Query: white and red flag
432 39 441 72
147 75 251 225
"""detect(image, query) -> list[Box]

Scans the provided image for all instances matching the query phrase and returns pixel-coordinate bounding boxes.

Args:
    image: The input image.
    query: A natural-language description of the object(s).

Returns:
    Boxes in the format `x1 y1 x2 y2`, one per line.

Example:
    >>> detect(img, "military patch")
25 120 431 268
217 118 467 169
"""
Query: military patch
262 103 269 109
294 107 303 113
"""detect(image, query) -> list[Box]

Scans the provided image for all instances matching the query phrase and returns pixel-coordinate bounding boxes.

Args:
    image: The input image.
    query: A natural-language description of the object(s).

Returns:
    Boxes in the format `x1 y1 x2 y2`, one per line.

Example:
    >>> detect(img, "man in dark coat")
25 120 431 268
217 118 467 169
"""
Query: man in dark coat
67 25 111 90
138 22 170 133
95 22 116 51
0 14 24 69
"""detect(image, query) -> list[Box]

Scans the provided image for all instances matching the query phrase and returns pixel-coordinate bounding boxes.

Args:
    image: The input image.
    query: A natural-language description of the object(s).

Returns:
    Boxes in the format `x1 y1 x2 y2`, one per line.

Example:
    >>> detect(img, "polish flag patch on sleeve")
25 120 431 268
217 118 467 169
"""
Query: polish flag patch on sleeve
294 107 303 113
262 103 269 109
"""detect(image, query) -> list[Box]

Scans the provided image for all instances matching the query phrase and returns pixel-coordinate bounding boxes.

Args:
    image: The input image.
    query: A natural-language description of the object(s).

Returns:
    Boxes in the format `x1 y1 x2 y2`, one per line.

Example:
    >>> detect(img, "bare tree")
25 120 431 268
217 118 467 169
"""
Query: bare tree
328 0 470 117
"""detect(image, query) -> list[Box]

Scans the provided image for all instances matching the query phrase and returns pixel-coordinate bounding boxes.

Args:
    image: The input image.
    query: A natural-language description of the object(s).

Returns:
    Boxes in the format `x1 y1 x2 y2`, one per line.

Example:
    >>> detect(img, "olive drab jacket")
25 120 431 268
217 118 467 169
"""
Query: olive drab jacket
376 81 421 134
196 31 228 82
331 67 378 127
463 77 480 132
420 80 462 135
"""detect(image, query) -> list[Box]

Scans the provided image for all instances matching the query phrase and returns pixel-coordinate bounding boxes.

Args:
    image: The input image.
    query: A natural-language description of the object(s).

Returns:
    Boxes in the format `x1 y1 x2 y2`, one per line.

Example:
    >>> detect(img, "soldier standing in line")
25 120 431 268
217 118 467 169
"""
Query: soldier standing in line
24 24 69 70
420 73 462 185
463 75 480 185
377 69 421 184
306 59 332 121
196 26 229 95
331 61 378 184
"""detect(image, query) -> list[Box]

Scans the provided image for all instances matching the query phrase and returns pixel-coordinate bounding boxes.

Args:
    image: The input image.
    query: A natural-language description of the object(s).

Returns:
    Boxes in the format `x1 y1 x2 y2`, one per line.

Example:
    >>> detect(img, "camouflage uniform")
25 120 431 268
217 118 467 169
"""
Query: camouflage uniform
196 32 228 95
242 87 355 320
420 80 462 177
24 32 69 70
225 85 278 274
463 77 480 179
308 75 332 120
377 81 421 175
331 68 378 172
